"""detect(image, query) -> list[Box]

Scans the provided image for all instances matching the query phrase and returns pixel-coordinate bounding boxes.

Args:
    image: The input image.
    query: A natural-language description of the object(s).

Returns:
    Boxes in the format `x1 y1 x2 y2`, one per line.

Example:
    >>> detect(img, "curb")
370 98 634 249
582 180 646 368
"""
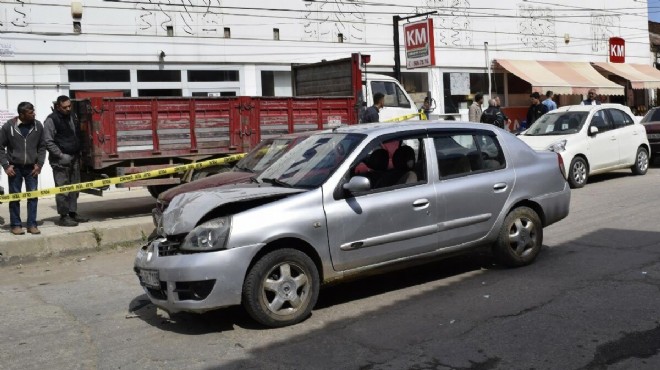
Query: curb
0 221 153 265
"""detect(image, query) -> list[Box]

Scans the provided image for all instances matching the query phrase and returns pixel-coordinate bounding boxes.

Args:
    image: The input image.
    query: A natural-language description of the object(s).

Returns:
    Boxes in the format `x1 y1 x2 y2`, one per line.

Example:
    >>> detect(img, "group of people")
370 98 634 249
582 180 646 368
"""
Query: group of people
469 93 511 129
0 95 88 236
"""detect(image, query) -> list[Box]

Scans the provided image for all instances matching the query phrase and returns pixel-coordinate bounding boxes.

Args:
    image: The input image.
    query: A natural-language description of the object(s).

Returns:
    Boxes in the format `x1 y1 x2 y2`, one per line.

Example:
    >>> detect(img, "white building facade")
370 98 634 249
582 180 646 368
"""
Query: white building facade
0 0 653 189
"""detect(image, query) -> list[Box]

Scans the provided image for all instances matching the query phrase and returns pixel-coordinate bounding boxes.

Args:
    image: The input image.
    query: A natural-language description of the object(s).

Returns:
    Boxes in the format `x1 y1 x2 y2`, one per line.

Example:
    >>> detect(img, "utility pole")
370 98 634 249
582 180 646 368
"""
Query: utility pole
392 11 437 82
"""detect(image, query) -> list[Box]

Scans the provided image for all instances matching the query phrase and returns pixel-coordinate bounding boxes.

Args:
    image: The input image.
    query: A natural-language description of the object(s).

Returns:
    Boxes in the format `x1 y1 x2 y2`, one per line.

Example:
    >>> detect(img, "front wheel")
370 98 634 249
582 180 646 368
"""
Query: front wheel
242 249 319 327
493 207 543 267
631 147 649 176
568 157 588 188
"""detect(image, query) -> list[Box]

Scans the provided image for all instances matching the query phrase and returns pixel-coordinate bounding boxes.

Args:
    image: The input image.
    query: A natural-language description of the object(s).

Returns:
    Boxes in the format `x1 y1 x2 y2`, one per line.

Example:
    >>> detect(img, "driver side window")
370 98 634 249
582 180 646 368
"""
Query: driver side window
591 110 613 132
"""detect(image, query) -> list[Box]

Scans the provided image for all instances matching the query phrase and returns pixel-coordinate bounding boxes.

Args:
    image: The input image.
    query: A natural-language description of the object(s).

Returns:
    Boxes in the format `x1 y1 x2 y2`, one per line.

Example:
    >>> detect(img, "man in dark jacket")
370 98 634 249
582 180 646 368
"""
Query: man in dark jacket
43 95 89 227
526 92 549 127
362 92 385 123
480 98 505 129
0 102 46 235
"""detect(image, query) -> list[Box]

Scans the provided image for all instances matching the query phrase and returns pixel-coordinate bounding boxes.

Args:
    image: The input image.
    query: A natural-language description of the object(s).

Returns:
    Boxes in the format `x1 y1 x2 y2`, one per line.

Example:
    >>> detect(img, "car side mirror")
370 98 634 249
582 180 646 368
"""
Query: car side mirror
342 176 371 193
589 126 599 135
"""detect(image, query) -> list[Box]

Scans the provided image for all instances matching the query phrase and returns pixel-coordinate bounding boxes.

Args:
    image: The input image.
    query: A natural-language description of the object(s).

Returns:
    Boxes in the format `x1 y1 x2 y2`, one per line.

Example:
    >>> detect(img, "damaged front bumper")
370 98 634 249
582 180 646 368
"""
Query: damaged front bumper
133 238 263 314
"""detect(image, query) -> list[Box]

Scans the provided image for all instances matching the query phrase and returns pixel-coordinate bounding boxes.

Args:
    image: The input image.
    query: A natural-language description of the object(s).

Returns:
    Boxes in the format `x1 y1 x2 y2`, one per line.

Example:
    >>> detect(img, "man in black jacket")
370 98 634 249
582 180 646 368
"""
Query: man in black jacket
43 95 89 227
526 92 549 127
480 99 505 129
0 102 46 235
362 92 385 123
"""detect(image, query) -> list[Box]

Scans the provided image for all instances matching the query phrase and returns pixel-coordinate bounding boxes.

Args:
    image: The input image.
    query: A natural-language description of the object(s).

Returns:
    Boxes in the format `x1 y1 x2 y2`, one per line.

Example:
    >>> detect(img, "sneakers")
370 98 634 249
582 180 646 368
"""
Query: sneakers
69 213 89 223
59 215 79 227
10 227 25 235
27 226 41 235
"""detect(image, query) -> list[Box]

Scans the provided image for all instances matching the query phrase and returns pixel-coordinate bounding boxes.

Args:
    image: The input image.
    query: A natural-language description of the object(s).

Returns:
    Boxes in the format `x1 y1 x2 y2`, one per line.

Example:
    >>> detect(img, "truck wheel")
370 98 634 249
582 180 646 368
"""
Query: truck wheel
631 147 649 176
146 185 176 198
493 207 543 267
242 248 319 328
568 157 588 188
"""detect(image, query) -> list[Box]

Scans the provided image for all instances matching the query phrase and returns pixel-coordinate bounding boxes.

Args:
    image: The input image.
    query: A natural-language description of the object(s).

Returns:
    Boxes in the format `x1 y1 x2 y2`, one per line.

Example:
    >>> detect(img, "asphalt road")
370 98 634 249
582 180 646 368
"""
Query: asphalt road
1 167 660 370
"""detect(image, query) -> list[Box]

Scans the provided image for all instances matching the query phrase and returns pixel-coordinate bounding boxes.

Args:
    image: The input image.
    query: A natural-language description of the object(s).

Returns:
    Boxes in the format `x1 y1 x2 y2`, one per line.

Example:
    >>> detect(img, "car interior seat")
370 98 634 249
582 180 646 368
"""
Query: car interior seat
364 148 389 187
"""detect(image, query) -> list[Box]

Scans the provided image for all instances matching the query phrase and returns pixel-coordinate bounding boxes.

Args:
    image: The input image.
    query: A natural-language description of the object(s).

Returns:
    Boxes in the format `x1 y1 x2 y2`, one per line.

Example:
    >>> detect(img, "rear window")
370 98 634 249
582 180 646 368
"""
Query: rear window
641 108 660 124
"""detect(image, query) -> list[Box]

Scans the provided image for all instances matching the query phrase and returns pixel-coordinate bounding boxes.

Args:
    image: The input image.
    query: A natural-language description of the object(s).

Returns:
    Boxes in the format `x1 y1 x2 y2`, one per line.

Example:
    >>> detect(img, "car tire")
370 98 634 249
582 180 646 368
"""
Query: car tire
631 147 649 176
568 157 588 188
242 248 319 327
493 207 543 267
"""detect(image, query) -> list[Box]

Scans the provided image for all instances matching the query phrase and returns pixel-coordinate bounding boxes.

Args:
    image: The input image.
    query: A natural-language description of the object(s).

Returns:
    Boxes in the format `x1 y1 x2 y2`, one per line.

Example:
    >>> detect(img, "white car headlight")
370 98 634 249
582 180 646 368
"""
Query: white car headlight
547 139 567 153
181 217 231 252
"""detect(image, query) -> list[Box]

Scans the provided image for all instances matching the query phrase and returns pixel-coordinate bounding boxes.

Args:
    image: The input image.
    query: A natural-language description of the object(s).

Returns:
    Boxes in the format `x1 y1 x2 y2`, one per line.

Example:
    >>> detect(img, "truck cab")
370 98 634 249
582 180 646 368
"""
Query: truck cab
364 73 418 122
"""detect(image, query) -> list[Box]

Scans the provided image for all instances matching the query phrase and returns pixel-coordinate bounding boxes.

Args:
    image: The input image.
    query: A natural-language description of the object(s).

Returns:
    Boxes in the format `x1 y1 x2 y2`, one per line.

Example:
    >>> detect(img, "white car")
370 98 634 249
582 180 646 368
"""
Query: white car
518 104 650 188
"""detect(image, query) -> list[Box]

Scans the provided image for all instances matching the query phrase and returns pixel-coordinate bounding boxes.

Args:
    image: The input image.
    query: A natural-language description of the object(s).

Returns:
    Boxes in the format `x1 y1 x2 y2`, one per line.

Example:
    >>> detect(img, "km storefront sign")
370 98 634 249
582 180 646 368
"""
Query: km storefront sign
403 18 435 69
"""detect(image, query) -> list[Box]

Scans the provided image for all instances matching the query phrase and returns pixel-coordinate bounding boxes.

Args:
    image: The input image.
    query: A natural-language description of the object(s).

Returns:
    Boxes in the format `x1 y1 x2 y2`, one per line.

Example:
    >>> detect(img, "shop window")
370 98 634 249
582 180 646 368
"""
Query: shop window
187 70 239 82
138 89 183 97
68 70 130 82
191 91 236 97
137 70 181 82
443 73 504 114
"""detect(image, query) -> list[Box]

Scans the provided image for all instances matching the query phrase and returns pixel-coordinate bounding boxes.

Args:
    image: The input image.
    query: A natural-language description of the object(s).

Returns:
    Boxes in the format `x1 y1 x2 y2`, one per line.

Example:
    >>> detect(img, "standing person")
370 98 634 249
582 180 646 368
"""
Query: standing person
0 102 46 235
526 92 549 127
480 98 505 129
43 95 89 227
468 93 484 122
494 95 512 130
418 96 432 120
542 91 557 111
581 89 601 105
362 92 384 123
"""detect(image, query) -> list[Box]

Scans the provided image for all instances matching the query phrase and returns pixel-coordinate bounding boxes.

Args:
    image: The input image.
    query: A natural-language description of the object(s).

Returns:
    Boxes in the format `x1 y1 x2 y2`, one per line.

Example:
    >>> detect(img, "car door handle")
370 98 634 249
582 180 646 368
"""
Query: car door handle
412 199 430 209
493 183 507 191
610 137 617 141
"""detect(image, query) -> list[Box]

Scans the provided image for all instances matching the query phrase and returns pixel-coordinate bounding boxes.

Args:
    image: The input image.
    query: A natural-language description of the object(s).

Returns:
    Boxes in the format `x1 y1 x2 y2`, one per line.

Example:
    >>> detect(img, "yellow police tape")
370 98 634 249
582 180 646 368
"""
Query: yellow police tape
0 153 246 202
382 112 422 123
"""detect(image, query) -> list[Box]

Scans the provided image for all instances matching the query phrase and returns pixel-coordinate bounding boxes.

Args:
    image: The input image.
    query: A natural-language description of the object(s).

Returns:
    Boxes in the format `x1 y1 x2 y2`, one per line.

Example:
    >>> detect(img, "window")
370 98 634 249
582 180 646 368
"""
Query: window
434 133 505 178
608 109 633 129
187 70 239 82
591 110 613 132
68 70 130 82
443 73 505 113
273 28 280 41
191 91 236 97
138 89 183 97
224 27 231 38
350 135 427 192
137 70 181 82
371 81 412 108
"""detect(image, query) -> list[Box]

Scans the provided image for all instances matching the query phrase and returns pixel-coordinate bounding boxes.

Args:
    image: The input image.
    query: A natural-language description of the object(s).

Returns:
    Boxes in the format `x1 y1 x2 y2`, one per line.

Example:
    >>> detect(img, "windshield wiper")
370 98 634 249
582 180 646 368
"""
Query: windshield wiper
260 177 292 187
235 165 254 173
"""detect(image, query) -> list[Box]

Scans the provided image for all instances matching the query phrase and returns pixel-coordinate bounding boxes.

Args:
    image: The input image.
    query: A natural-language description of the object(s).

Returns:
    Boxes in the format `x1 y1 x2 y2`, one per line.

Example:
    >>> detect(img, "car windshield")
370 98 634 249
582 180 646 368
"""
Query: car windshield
257 133 365 189
234 138 294 173
524 112 588 136
641 109 660 124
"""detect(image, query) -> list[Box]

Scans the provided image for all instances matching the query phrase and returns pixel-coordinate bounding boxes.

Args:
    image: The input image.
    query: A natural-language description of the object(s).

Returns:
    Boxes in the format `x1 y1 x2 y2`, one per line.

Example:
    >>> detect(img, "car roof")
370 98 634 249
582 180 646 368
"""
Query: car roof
325 121 495 136
552 104 633 114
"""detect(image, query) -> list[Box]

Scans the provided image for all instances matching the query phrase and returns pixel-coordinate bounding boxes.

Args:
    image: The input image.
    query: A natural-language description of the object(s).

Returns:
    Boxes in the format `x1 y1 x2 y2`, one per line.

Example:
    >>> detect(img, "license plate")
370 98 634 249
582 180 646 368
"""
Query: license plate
140 269 161 289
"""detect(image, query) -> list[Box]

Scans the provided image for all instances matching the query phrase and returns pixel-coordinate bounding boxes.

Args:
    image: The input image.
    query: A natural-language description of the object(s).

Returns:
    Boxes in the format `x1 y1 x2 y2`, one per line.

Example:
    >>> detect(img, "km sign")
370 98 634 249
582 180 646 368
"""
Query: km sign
403 19 435 69
609 37 625 63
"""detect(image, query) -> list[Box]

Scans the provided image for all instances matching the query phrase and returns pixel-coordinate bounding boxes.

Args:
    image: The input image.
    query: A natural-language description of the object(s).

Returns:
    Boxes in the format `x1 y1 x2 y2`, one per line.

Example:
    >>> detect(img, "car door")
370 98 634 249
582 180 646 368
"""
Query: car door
607 108 640 166
586 109 619 170
324 132 441 271
429 129 514 246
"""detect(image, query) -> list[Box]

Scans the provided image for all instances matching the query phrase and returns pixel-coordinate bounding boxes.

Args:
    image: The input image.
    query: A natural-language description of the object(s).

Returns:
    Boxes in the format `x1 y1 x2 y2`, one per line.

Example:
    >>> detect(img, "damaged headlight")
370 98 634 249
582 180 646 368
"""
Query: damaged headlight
180 217 231 252
547 139 567 153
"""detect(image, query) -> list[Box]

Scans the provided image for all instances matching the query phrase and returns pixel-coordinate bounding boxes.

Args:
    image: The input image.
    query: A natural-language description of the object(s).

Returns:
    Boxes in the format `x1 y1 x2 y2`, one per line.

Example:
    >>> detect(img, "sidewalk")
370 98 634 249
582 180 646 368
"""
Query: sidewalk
0 188 155 264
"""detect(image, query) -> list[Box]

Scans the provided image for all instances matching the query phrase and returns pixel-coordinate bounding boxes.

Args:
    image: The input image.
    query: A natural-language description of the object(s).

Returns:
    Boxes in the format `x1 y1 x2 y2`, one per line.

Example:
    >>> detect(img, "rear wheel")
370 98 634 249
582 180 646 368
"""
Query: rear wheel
568 157 588 188
631 147 649 175
242 248 319 327
493 207 543 267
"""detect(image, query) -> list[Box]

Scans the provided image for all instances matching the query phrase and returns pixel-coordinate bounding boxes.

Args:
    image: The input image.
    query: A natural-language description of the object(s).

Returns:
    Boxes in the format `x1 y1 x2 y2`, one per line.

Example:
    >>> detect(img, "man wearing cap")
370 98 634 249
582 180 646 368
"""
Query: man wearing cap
527 92 549 127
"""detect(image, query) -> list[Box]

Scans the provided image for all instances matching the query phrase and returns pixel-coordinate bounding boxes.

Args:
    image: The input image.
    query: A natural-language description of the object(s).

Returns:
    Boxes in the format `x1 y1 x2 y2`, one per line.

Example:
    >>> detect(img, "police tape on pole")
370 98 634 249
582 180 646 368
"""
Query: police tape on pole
0 153 246 202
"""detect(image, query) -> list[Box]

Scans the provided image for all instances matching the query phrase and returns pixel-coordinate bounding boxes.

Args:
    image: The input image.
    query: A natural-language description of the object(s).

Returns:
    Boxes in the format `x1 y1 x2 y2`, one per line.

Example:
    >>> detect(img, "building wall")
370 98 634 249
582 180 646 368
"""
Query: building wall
0 0 651 190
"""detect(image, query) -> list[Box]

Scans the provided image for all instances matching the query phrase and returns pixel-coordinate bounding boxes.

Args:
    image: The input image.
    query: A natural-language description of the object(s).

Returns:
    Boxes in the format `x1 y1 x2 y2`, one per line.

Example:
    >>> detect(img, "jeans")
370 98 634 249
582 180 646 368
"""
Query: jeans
8 165 39 228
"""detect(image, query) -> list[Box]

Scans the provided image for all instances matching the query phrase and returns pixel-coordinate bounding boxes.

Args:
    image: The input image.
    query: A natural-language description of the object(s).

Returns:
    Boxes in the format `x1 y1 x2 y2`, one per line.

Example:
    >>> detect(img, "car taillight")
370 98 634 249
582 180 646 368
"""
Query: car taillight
557 153 566 179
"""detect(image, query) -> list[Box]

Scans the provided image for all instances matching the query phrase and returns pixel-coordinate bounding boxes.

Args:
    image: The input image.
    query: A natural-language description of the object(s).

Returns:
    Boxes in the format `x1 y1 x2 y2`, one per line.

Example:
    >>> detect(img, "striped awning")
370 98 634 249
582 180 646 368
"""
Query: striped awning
496 59 624 96
592 62 660 89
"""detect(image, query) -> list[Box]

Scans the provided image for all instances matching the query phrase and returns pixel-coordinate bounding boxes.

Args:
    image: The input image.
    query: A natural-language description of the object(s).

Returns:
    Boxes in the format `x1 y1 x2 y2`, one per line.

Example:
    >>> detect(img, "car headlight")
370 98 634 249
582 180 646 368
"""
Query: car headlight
547 139 567 153
180 217 231 252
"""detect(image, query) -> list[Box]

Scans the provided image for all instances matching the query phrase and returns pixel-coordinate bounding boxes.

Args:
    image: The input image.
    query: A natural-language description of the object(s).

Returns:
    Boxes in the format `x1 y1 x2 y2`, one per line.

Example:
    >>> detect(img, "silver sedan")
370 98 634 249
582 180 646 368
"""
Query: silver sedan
134 121 570 327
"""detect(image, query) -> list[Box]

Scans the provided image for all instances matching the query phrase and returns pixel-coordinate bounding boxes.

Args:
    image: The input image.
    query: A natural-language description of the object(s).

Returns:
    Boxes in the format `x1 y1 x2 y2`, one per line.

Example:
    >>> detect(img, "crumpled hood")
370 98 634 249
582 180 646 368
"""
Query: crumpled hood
162 185 306 235
518 133 574 151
